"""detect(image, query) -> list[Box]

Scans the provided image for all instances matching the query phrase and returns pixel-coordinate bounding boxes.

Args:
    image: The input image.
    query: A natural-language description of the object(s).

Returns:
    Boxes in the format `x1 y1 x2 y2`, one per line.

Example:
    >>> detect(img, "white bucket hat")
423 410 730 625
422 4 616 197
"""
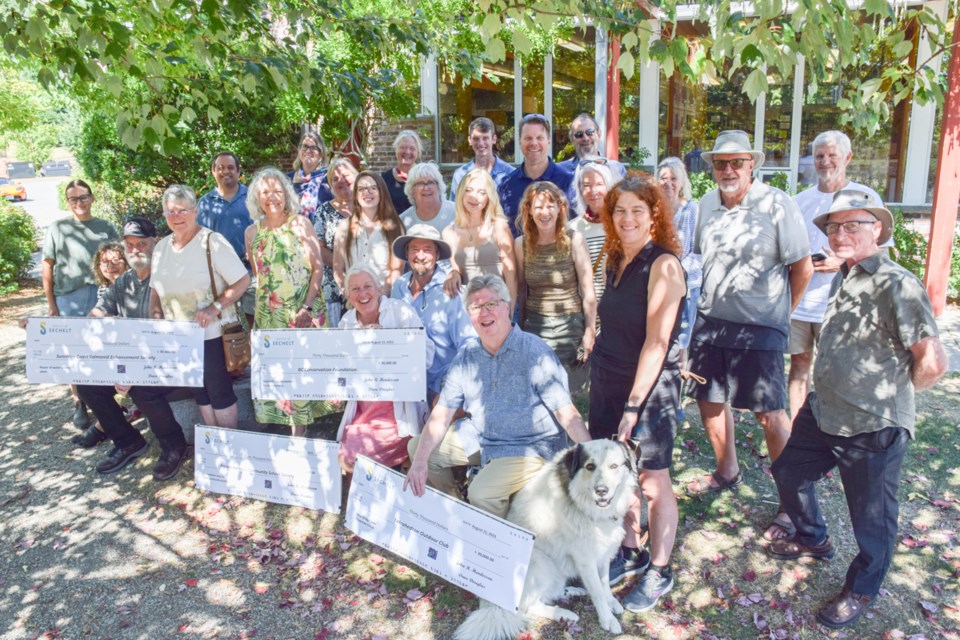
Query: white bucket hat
391 224 453 261
701 130 765 168
813 188 893 245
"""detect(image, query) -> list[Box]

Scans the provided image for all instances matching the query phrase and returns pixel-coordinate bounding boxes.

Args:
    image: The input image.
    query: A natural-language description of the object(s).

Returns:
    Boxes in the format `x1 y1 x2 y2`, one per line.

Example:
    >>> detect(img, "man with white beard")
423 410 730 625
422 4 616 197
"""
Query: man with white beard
75 217 190 480
684 131 813 546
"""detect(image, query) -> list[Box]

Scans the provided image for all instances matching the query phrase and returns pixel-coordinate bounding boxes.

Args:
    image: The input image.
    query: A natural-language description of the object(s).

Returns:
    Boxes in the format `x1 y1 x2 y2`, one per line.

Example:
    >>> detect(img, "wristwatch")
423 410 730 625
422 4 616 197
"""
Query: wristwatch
212 300 223 314
623 404 640 414
301 304 313 312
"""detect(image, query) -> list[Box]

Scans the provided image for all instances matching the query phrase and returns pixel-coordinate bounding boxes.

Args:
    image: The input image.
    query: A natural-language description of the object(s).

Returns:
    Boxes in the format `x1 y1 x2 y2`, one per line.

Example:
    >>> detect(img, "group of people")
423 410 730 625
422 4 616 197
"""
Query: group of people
36 116 949 628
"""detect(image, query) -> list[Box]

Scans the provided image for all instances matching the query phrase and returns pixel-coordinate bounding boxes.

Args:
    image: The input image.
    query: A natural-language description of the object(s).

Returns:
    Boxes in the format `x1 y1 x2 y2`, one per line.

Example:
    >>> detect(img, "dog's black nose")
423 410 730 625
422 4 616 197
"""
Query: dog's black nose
595 485 608 497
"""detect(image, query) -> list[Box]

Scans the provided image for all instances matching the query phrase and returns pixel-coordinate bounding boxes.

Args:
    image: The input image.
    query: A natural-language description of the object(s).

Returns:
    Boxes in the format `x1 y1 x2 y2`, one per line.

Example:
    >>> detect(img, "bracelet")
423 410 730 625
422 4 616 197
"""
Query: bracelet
623 404 640 414
300 304 313 312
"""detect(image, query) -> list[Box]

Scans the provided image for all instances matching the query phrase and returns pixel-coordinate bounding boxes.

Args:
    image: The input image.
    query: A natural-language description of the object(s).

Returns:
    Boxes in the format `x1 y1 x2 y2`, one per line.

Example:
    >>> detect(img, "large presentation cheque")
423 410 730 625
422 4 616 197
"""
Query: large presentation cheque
345 456 534 612
252 327 426 402
194 426 342 513
26 317 204 387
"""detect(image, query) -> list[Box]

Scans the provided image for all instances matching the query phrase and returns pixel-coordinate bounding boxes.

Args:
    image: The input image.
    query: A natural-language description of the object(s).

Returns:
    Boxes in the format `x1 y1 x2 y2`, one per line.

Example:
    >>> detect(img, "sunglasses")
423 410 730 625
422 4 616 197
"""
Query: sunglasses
712 158 751 171
578 158 608 167
573 129 597 139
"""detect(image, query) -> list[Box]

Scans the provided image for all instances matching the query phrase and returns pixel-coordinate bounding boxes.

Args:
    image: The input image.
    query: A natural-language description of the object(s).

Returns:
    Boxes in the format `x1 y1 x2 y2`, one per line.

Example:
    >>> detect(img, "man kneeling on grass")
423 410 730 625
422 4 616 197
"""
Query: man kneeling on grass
766 190 948 628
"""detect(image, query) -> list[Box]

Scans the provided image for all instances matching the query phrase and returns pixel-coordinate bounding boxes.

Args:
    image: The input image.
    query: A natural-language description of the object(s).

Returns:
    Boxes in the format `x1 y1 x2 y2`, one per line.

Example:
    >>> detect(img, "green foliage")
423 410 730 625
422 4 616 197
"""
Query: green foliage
0 201 37 295
767 171 793 196
950 232 960 302
891 208 928 280
690 172 717 201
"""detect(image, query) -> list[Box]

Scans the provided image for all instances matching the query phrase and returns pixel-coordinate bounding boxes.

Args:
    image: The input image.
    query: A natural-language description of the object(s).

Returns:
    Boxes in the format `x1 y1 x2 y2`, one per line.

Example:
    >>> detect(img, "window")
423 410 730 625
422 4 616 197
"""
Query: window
438 61 518 164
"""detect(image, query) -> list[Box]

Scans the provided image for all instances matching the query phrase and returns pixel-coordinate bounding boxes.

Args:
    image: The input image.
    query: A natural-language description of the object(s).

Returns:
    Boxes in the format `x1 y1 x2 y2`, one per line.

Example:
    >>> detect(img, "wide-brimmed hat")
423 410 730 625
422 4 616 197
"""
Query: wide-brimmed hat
813 188 893 245
391 224 452 261
701 130 765 169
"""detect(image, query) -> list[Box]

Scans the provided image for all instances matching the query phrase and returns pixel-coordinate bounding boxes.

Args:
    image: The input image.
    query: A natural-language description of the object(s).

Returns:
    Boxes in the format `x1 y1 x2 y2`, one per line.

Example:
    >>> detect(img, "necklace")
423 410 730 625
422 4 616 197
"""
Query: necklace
464 222 483 242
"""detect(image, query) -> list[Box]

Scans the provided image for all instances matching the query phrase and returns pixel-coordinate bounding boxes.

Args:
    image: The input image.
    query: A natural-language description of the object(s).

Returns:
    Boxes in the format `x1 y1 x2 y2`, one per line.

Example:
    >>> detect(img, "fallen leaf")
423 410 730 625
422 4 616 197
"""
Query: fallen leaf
184 579 198 587
741 570 757 581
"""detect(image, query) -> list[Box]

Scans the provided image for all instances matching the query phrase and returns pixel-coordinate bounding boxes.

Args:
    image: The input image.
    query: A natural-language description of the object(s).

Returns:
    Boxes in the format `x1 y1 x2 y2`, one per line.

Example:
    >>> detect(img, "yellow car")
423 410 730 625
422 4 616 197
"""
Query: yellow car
0 177 26 201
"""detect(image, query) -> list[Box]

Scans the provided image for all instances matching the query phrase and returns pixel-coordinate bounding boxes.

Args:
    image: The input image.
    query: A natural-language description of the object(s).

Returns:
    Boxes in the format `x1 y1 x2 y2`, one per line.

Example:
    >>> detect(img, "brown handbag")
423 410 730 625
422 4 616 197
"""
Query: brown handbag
205 233 251 374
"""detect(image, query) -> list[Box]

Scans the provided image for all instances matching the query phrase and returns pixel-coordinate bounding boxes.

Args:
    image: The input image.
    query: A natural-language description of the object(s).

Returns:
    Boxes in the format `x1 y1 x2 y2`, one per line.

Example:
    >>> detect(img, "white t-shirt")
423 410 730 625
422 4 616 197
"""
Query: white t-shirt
150 229 248 339
400 200 456 235
792 181 885 323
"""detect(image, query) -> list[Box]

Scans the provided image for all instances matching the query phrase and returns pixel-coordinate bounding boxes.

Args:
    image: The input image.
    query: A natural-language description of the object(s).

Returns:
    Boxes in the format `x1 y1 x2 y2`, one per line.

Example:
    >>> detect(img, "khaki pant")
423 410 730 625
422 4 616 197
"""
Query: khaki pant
467 456 546 519
408 429 481 499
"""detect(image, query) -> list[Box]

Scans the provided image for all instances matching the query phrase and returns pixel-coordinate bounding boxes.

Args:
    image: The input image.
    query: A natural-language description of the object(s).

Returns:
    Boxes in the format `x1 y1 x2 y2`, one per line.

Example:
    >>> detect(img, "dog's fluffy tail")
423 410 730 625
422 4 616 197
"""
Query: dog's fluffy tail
453 602 527 640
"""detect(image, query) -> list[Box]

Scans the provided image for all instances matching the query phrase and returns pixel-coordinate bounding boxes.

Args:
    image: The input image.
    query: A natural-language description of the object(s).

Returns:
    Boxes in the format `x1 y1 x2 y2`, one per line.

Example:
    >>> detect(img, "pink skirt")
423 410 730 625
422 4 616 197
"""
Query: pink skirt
339 401 411 471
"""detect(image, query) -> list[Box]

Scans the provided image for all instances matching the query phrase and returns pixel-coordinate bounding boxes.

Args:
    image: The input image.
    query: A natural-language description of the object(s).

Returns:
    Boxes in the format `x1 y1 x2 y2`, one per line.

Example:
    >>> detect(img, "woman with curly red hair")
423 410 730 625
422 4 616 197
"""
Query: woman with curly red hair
591 172 686 614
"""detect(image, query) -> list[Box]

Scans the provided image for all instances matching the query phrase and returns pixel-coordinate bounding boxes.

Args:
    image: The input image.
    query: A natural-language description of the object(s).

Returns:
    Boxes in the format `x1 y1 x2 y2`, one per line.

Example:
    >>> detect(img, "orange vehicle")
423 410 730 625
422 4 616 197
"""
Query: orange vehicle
0 177 26 201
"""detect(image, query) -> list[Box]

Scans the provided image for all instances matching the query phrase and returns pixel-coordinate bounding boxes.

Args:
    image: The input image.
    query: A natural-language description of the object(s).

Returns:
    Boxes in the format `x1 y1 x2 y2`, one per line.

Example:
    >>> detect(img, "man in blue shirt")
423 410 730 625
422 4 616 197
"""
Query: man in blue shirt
390 225 475 401
556 113 627 177
405 274 590 517
497 114 576 236
449 117 514 198
196 151 254 324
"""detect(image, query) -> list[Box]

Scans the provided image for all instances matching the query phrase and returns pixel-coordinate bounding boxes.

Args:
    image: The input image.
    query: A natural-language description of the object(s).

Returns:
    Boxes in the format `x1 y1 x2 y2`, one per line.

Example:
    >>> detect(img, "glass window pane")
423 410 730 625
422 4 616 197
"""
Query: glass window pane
761 68 795 168
550 32 597 162
618 63 640 165
438 60 517 164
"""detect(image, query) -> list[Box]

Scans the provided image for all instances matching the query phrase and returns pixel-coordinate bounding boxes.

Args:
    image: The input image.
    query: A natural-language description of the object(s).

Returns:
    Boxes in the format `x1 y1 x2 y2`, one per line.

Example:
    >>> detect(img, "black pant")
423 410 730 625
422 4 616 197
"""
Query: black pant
76 385 145 450
76 384 186 453
772 393 909 596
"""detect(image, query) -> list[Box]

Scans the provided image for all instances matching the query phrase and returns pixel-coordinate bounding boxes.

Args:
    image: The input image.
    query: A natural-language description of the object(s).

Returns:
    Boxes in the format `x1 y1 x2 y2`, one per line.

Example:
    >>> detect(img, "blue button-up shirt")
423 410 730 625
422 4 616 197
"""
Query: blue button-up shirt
438 324 572 464
497 159 576 236
556 156 627 178
197 183 251 265
390 263 475 396
449 156 514 199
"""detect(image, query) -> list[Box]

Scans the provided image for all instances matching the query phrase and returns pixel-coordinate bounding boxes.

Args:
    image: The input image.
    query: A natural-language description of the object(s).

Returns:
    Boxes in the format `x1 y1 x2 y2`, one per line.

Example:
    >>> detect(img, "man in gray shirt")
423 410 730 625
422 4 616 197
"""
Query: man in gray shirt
685 131 813 543
767 189 947 628
405 273 590 518
74 217 190 481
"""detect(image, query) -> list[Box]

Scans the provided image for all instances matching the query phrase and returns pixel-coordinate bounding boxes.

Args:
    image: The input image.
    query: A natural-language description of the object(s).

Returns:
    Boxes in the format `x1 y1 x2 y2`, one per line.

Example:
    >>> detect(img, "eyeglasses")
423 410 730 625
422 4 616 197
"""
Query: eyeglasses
99 258 126 266
520 113 549 128
357 186 379 194
67 195 92 205
573 129 597 140
578 158 608 167
711 158 751 171
300 144 321 153
824 220 878 235
467 300 504 316
414 181 437 190
163 207 193 217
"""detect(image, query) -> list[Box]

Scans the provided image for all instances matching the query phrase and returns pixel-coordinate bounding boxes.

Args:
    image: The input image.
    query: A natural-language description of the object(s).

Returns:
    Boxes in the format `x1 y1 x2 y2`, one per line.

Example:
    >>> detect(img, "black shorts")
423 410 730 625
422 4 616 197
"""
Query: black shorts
589 361 678 471
687 341 786 412
196 338 238 410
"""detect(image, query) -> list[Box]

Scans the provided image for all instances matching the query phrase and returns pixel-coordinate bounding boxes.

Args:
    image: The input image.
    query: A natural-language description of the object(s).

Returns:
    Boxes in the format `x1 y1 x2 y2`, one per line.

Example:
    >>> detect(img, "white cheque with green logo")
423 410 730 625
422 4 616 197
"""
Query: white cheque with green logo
345 456 535 612
194 425 342 513
251 327 426 402
25 316 204 386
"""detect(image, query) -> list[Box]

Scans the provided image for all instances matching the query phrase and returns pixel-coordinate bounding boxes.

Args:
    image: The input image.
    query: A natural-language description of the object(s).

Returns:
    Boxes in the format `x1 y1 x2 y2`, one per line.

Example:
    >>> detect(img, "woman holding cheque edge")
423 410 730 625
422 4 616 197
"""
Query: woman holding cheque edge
149 185 250 429
589 174 685 613
244 167 335 437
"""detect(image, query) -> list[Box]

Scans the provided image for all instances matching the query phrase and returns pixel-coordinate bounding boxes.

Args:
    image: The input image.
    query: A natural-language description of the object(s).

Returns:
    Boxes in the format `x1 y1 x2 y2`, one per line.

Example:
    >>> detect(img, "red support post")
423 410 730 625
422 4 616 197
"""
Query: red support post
606 36 621 161
923 13 960 317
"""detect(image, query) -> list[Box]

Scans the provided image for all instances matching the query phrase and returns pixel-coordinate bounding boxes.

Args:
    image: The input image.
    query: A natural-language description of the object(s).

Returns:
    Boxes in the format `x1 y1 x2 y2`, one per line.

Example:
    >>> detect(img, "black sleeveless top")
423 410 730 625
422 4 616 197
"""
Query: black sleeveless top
593 241 685 373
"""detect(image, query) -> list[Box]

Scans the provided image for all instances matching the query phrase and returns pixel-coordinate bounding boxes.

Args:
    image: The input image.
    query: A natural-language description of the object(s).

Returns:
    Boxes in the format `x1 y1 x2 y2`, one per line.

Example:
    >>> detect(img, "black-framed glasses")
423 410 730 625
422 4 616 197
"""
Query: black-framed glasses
414 180 438 190
711 158 751 171
300 144 321 152
824 220 878 235
573 129 597 139
67 195 92 205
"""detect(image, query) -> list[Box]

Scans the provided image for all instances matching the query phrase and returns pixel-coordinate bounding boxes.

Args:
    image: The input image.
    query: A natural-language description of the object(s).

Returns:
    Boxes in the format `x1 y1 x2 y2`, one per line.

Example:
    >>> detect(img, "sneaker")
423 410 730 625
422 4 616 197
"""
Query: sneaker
71 424 107 448
609 547 651 586
623 567 674 613
153 447 187 481
95 440 148 475
72 401 91 429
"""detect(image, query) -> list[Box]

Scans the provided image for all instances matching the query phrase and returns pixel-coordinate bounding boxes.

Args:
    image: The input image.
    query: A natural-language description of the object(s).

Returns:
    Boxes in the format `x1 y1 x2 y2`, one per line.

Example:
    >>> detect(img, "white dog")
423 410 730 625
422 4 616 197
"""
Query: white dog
454 439 638 640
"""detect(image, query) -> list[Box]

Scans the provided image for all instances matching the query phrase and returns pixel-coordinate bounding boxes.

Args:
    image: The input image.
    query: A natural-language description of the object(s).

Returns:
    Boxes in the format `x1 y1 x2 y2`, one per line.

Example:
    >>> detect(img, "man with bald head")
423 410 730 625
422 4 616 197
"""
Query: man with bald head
768 189 947 628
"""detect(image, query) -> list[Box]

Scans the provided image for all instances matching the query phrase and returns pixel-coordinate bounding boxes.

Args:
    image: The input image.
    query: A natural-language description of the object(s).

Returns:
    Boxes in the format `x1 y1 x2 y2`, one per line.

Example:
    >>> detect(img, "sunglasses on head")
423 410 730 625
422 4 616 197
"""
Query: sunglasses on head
578 157 608 167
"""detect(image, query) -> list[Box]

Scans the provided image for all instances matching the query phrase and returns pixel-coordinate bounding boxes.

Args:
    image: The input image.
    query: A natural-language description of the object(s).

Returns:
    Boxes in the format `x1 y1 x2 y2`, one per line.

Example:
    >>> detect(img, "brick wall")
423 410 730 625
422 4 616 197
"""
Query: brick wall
364 112 438 172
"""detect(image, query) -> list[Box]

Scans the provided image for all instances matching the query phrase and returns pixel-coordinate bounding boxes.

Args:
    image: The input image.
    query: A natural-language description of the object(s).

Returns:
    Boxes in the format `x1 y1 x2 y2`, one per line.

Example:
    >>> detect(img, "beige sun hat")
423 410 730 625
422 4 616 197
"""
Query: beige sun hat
700 130 765 168
391 224 453 261
813 188 893 245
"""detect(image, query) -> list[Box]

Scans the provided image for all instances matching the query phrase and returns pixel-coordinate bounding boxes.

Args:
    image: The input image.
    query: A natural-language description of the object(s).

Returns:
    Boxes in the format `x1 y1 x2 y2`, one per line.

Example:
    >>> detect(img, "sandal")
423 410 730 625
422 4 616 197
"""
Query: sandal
762 511 797 541
766 536 836 561
685 470 743 496
817 589 876 628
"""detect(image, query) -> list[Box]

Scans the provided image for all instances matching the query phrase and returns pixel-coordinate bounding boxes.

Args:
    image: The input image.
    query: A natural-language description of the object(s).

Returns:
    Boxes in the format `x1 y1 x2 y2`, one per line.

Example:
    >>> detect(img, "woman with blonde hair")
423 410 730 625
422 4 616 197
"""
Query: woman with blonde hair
442 168 516 304
333 171 405 295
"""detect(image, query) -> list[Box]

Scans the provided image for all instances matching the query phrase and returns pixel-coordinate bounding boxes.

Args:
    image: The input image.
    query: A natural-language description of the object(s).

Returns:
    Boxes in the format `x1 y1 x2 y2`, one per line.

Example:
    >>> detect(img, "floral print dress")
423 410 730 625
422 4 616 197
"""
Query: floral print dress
252 216 336 427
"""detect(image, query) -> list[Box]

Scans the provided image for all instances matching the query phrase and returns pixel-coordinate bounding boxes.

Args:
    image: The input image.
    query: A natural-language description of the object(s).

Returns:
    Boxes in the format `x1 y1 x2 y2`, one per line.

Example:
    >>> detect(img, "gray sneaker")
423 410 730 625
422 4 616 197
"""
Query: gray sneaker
609 547 650 586
623 567 674 613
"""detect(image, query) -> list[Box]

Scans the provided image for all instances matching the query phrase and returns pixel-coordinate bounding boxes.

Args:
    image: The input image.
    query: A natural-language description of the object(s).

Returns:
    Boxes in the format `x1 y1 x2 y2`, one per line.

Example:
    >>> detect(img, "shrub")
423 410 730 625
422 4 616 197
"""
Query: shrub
690 171 716 201
890 208 928 280
0 201 38 294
